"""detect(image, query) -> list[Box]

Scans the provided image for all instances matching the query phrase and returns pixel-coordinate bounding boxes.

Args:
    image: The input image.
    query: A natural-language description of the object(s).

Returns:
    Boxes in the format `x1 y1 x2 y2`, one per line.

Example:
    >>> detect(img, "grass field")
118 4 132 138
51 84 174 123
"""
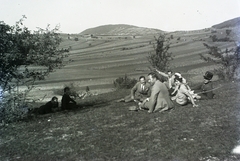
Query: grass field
1 81 240 160
1 25 240 160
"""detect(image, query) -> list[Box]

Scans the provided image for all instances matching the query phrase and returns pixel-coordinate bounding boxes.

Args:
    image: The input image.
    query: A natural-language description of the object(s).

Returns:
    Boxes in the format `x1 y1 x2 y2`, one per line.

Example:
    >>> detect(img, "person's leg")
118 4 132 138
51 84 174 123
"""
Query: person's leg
124 95 133 102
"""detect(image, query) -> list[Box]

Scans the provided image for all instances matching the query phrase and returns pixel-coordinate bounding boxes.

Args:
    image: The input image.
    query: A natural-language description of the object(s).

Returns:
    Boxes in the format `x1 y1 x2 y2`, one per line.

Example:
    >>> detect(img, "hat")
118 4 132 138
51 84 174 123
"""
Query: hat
203 71 213 80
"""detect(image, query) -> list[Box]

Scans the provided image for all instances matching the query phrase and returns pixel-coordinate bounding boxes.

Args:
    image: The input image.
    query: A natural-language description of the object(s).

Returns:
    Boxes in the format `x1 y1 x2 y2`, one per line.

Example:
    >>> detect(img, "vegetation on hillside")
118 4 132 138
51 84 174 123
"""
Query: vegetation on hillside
201 42 240 80
212 17 240 29
0 17 69 122
1 15 240 160
148 34 173 72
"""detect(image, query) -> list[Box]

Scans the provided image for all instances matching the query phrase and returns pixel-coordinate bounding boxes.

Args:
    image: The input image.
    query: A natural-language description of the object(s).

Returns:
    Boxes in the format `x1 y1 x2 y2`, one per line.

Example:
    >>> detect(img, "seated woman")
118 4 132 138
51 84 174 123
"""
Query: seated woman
171 76 198 107
155 69 188 96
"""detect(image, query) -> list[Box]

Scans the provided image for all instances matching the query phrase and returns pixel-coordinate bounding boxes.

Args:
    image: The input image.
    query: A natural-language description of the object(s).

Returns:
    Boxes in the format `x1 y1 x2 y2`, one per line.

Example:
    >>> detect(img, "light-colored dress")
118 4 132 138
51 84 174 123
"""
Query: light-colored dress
174 84 190 105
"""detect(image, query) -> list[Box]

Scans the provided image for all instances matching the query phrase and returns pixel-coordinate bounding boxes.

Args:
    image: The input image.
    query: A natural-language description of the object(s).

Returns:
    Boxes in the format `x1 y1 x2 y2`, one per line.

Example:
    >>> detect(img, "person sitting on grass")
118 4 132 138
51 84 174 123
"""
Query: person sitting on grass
33 96 59 115
171 76 198 107
138 72 174 113
191 71 215 100
117 76 151 103
61 87 77 110
154 69 187 96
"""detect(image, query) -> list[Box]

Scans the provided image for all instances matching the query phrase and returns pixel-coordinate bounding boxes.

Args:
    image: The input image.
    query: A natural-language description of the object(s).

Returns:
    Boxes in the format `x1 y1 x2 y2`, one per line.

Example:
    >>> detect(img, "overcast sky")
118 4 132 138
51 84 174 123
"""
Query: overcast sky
1 0 240 33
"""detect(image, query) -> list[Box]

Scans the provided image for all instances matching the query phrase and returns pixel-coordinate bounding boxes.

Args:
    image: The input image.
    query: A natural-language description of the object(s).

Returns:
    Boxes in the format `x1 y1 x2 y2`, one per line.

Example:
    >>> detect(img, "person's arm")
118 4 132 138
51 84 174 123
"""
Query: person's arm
67 95 76 104
148 84 159 113
146 83 151 97
182 86 198 107
155 69 168 77
171 84 179 95
191 83 202 90
130 83 138 99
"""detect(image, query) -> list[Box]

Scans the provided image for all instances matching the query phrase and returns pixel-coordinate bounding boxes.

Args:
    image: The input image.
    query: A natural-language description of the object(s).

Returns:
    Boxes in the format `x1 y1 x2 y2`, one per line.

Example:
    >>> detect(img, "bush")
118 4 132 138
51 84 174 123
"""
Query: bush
201 43 240 80
74 37 79 41
0 16 69 122
113 74 137 89
148 34 173 72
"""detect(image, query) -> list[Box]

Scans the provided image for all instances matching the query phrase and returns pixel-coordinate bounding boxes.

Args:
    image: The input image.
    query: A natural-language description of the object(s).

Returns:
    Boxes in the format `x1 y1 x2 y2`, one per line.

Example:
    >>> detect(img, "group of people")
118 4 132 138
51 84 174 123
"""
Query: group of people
118 69 215 113
37 69 215 115
35 87 77 115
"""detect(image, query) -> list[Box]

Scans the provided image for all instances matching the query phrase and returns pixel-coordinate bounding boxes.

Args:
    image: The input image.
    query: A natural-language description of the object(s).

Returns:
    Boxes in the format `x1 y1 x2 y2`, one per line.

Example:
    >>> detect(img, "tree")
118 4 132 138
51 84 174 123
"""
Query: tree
201 43 240 80
147 34 173 72
0 17 69 122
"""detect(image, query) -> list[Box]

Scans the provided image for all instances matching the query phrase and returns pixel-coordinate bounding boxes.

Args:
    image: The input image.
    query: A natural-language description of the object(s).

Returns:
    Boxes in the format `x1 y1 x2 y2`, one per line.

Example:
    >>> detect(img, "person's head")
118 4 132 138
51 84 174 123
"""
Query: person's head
64 87 70 94
148 72 158 84
174 72 182 78
51 96 58 104
174 75 183 86
167 70 173 77
139 76 146 84
203 71 213 83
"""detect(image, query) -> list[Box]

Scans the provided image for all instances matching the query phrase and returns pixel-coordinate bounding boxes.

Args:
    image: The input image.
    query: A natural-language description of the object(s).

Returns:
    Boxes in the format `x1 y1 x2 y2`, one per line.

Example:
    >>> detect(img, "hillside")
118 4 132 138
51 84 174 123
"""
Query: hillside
26 17 238 103
80 24 163 35
212 17 240 29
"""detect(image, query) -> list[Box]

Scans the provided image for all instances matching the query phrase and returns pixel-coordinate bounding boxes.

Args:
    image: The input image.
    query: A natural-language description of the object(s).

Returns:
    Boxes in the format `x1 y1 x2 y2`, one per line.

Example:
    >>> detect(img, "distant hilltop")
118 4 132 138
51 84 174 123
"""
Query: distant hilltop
79 24 163 35
212 17 240 29
78 17 240 36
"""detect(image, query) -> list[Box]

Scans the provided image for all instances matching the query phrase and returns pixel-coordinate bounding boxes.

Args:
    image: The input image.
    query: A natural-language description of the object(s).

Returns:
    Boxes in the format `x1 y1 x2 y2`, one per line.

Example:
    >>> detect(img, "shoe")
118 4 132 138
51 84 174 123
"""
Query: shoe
116 98 125 102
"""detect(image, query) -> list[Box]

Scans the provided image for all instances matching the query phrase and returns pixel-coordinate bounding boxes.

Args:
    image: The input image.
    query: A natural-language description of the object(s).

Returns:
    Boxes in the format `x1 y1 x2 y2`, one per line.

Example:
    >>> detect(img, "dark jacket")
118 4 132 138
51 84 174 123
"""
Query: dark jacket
61 94 76 110
192 81 214 99
39 101 59 114
131 82 151 99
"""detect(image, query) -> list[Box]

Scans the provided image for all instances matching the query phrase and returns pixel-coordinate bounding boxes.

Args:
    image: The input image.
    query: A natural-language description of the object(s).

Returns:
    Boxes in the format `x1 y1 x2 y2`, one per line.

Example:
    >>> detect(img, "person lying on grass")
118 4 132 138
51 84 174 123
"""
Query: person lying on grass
61 87 77 110
138 72 174 113
117 76 151 103
191 71 215 100
171 76 198 107
30 96 59 115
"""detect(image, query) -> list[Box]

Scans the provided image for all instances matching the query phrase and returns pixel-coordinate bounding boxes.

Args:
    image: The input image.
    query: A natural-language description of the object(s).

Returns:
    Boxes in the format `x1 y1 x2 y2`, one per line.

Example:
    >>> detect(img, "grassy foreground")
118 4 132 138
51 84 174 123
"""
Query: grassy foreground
1 81 240 161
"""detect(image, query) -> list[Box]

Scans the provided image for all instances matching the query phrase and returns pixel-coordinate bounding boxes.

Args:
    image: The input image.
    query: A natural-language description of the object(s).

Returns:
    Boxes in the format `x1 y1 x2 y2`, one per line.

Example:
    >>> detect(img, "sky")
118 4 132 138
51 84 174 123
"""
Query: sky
1 0 240 34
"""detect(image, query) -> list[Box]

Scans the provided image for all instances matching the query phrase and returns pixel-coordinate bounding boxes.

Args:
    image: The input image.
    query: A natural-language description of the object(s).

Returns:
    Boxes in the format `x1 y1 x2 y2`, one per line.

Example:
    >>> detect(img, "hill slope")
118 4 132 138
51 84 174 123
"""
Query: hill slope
212 17 240 29
80 24 163 35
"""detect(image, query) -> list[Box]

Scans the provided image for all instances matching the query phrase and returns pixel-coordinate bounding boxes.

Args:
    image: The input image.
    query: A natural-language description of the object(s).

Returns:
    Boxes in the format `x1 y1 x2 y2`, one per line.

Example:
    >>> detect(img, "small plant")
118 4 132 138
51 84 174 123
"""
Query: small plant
113 74 137 89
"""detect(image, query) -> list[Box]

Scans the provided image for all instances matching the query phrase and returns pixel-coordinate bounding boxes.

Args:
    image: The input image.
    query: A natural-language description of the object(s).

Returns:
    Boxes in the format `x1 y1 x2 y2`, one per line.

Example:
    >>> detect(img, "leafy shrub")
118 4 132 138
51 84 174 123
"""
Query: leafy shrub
201 43 240 80
148 34 173 72
0 16 68 122
0 86 34 123
113 74 137 89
